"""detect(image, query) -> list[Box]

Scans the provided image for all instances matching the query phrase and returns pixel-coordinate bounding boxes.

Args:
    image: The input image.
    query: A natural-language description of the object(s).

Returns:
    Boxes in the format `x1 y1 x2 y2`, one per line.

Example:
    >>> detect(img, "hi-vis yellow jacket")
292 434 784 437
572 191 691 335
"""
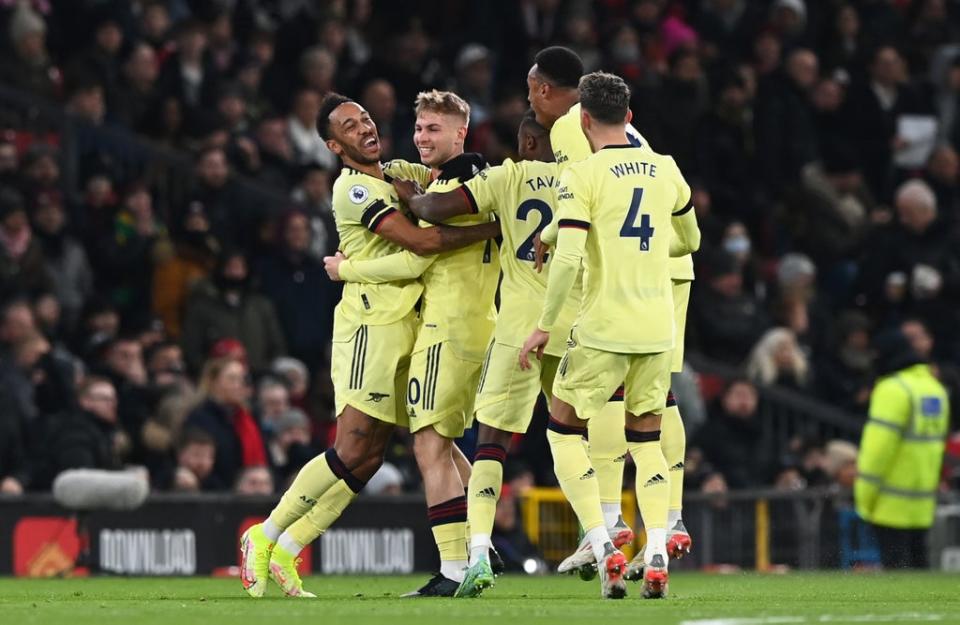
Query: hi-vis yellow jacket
855 364 949 529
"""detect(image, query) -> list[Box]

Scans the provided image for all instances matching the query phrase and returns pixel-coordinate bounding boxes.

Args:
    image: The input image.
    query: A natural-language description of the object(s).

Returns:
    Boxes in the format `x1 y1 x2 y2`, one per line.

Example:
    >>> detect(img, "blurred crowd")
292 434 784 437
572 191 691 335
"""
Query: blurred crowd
1 0 960 506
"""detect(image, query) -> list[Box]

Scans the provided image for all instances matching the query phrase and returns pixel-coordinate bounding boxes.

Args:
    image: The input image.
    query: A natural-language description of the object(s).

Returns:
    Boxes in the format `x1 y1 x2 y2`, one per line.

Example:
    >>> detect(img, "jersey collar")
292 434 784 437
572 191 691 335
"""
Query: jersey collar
600 144 637 150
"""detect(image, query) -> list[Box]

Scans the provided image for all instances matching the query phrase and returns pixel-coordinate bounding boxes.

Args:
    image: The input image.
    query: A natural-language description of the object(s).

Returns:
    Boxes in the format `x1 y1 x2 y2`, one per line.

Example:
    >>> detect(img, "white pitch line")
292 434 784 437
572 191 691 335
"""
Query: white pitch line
681 616 945 625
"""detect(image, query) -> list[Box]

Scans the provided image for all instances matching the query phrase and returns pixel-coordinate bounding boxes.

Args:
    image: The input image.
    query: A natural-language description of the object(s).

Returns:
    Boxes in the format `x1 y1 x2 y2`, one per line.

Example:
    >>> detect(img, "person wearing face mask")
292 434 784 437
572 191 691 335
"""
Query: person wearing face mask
180 248 287 374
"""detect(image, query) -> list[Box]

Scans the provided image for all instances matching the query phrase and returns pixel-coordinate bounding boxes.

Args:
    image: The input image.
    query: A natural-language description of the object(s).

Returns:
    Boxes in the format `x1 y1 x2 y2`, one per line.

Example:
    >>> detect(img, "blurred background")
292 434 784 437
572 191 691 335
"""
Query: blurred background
1 0 960 575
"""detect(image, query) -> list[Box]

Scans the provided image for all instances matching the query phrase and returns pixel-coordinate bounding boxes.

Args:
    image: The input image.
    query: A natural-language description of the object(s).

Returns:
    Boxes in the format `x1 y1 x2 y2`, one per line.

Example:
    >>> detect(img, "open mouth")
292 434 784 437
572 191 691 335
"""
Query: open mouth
362 135 378 150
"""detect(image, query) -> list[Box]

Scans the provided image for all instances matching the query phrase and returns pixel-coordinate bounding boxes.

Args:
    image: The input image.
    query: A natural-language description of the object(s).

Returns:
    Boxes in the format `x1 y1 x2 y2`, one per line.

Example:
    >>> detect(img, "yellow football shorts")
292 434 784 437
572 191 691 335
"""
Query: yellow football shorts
473 342 561 434
553 327 672 418
331 308 418 427
406 341 482 439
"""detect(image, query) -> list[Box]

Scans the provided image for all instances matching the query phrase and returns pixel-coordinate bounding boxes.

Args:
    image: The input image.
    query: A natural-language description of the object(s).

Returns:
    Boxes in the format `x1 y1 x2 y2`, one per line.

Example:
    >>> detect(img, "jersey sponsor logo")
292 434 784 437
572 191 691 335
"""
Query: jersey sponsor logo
556 186 574 201
644 473 666 487
349 185 370 204
299 494 318 506
366 392 390 403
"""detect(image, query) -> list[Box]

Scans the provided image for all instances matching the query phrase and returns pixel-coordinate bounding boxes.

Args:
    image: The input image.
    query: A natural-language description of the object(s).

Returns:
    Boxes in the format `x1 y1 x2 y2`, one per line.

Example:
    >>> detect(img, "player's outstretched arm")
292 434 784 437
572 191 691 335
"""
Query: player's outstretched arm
376 210 500 256
393 179 472 224
326 250 432 284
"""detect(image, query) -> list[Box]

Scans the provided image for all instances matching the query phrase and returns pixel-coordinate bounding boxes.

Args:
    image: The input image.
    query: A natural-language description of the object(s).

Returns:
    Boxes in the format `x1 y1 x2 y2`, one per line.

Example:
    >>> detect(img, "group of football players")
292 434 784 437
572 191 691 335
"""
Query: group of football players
238 45 700 601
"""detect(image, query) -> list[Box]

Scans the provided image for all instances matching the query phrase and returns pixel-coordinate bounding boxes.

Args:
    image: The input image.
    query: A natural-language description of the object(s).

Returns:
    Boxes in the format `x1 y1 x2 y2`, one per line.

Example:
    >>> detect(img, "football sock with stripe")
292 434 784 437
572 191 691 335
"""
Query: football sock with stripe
588 397 628 528
429 495 469 582
268 449 364 531
467 443 506 564
660 391 686 524
546 418 606 546
626 429 669 563
283 479 359 549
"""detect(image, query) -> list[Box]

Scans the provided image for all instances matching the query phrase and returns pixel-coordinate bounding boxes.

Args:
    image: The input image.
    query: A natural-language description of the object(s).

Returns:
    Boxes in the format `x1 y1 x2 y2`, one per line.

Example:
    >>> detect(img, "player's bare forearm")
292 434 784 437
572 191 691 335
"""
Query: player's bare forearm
430 221 501 254
408 191 472 224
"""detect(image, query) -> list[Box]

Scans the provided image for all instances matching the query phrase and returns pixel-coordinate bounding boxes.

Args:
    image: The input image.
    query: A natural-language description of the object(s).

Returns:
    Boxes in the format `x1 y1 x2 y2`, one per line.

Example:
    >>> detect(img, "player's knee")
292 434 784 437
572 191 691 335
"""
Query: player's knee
413 428 451 466
477 424 513 449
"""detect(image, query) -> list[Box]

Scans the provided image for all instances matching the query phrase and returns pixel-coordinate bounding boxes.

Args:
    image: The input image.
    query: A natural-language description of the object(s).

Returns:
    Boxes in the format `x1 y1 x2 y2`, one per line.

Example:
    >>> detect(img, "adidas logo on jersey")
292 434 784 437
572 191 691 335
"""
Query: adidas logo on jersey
644 474 666 487
579 468 596 480
670 462 684 471
614 454 627 463
476 487 498 499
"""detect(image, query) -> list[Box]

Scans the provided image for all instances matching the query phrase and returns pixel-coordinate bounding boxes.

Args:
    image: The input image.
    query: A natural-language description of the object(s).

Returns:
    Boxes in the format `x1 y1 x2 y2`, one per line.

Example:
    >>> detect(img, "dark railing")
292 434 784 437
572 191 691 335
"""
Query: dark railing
0 84 296 224
688 353 866 450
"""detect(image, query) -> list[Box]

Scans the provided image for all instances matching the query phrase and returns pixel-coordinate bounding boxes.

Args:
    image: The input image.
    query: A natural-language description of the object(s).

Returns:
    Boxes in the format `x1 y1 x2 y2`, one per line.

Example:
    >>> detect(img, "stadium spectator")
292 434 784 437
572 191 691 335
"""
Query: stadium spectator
266 408 316 484
29 189 93 332
290 167 337 259
235 466 274 495
37 376 130 489
859 179 960 344
256 210 336 372
287 88 336 170
754 47 820 193
691 250 770 364
97 183 167 327
691 379 775 489
254 375 290 436
0 187 52 301
181 249 287 374
253 116 299 189
183 147 259 253
184 356 266 489
111 42 160 131
745 327 812 390
169 427 220 492
815 311 875 415
151 201 218 339
0 3 59 100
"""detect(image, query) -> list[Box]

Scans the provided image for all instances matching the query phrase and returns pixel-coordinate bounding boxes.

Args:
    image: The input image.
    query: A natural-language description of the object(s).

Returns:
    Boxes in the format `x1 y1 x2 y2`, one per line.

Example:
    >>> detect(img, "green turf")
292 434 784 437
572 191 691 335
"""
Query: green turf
0 573 958 625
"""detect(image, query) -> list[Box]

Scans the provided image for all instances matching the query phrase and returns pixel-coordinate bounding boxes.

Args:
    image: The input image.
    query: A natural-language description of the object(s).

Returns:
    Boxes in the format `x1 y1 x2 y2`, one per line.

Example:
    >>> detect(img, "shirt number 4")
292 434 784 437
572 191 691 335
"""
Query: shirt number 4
620 187 654 251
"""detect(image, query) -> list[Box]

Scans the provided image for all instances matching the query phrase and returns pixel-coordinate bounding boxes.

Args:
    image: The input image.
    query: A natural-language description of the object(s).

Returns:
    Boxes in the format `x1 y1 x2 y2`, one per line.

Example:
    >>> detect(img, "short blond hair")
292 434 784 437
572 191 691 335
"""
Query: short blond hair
414 90 470 124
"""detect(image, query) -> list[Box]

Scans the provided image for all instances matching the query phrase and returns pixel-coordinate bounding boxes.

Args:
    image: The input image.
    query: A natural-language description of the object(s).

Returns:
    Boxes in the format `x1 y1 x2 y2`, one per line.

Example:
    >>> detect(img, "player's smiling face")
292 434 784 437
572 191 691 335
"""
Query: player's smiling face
414 111 465 167
328 102 381 165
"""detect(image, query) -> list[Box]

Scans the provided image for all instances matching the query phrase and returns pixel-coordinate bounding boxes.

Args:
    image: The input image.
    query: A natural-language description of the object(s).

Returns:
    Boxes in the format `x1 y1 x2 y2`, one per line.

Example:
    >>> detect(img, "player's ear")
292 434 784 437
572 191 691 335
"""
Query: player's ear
625 109 633 124
326 138 343 156
457 125 468 143
580 109 590 132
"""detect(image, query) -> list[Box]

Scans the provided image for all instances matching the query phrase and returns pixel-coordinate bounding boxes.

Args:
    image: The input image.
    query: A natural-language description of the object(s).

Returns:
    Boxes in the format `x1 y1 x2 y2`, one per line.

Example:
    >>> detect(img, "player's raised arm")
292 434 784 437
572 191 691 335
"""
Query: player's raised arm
374 208 500 256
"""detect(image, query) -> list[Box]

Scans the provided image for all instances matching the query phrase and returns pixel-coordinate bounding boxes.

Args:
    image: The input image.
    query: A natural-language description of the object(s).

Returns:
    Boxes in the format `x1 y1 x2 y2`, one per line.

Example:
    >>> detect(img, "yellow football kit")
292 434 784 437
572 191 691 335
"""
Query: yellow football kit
541 146 700 418
337 156 500 439
328 161 429 426
459 159 580 433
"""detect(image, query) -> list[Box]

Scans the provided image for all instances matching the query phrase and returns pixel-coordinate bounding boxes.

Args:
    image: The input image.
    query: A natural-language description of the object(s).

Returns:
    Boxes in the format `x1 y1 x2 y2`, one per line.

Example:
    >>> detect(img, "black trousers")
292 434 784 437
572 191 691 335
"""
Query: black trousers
871 524 929 569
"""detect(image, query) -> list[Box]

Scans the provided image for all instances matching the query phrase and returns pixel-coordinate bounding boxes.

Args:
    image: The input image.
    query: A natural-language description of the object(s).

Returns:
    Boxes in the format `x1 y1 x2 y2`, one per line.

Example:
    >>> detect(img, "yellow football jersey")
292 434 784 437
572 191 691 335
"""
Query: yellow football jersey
541 146 693 353
462 158 577 357
550 103 693 282
419 169 500 362
331 163 425 325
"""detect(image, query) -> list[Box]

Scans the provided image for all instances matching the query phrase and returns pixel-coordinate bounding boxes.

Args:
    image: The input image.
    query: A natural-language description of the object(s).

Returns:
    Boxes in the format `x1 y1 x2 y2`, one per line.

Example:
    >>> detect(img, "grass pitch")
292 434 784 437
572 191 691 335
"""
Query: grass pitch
0 572 958 625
